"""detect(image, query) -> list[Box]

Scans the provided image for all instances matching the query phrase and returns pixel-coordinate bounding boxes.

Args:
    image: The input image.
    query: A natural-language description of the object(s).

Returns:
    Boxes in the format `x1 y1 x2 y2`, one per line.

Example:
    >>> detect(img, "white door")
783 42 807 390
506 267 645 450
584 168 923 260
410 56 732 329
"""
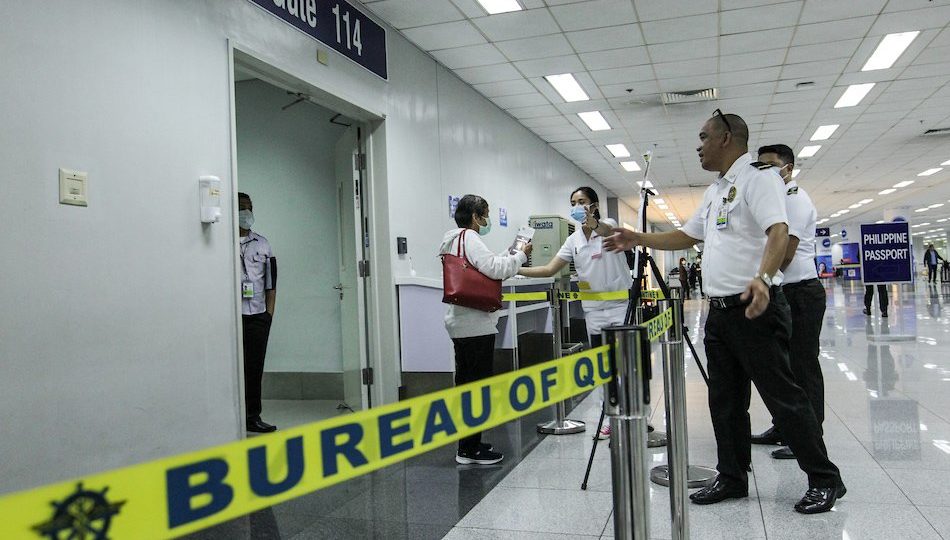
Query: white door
335 126 369 410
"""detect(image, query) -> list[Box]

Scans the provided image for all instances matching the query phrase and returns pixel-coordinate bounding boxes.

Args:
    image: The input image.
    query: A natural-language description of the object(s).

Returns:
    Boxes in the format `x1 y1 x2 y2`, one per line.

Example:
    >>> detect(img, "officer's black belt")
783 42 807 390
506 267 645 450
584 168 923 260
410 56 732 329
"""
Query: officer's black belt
708 286 783 309
782 277 819 290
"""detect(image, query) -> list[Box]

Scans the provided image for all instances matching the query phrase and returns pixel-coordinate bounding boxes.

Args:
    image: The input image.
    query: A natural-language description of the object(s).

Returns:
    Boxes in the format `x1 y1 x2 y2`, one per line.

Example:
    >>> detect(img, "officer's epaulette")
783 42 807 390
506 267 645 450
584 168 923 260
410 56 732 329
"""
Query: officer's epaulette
750 161 774 170
787 186 799 195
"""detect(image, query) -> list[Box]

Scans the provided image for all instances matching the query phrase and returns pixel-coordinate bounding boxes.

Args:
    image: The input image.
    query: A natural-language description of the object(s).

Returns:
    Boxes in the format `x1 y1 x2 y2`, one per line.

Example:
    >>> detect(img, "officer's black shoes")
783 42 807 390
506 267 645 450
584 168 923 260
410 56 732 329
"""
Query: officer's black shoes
794 484 846 514
751 426 784 445
247 419 277 433
863 308 872 316
882 311 888 318
689 478 748 505
456 448 504 465
771 446 796 459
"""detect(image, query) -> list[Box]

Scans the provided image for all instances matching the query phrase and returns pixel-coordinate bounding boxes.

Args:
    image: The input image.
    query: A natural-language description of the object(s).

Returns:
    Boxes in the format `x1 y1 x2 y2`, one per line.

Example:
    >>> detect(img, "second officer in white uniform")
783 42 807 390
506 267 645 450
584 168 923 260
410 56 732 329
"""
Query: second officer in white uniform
605 111 843 514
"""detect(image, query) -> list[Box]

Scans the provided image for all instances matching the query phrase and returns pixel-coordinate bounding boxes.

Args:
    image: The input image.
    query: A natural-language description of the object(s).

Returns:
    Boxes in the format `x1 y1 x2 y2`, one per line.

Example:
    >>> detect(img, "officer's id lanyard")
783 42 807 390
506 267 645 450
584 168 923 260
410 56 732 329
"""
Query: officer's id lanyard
240 238 256 298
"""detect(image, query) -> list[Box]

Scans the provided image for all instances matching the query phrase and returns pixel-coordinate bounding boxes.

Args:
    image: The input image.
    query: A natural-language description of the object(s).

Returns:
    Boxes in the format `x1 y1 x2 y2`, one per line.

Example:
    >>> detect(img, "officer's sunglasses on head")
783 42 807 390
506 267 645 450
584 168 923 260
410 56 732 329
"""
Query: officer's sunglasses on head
712 108 732 134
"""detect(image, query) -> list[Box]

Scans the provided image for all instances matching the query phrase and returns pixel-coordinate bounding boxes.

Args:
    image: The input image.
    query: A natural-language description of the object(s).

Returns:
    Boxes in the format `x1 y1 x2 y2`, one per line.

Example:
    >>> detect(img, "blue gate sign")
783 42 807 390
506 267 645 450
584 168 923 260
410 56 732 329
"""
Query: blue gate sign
249 0 388 80
860 222 913 284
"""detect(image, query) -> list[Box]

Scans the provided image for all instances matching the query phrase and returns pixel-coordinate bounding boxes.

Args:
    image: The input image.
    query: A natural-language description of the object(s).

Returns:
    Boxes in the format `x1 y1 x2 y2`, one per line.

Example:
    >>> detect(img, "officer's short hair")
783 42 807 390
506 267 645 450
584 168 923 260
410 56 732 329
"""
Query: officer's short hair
454 194 488 228
711 113 749 145
238 192 252 206
757 144 795 167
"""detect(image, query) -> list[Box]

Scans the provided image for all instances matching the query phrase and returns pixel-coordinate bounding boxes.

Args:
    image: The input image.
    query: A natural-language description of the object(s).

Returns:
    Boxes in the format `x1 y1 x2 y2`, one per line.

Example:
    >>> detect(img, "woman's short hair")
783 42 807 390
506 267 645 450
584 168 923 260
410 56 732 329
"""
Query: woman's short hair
571 186 602 220
454 194 489 228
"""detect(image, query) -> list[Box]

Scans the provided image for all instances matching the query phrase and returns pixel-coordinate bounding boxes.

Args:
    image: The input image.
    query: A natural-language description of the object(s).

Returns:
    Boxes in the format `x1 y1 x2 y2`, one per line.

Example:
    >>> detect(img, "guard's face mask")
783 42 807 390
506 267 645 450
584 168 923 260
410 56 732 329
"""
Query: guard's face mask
239 210 255 230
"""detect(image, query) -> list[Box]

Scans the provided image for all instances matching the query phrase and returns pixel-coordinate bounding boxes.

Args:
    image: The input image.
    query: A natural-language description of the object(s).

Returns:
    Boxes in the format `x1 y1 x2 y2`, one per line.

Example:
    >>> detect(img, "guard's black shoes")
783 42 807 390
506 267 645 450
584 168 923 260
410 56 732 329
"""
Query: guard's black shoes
794 486 841 514
881 311 888 318
771 446 796 459
863 308 872 316
751 426 784 445
247 419 277 433
689 478 748 505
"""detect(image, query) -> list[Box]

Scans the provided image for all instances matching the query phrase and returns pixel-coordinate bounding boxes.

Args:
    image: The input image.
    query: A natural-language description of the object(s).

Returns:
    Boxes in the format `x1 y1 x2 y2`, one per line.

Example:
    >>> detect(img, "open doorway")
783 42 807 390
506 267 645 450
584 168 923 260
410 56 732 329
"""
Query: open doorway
231 54 373 433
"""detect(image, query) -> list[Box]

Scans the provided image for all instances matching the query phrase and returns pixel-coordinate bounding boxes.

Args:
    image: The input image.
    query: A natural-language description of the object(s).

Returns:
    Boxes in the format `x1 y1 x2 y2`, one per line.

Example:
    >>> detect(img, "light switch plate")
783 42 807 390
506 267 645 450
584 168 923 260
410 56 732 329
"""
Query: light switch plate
59 168 88 206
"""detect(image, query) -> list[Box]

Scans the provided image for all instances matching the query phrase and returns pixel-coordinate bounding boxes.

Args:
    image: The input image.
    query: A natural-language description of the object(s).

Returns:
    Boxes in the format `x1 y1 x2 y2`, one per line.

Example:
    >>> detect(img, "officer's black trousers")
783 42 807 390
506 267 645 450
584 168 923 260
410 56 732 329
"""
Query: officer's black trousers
452 334 496 453
782 279 826 427
243 312 273 421
864 284 888 313
704 290 840 488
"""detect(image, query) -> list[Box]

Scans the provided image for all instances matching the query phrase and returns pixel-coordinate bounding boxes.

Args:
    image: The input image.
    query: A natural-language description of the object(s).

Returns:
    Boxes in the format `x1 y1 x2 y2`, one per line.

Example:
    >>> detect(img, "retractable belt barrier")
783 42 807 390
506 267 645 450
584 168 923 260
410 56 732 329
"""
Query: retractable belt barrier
0 310 674 540
501 288 664 303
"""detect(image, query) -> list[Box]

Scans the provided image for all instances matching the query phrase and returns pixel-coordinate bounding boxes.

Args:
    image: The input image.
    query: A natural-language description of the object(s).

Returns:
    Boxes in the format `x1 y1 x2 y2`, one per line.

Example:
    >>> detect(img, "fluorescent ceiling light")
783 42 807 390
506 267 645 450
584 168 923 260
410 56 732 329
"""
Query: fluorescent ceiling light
606 144 630 158
620 161 641 172
916 208 929 212
862 31 920 71
834 83 875 108
893 180 914 188
919 168 943 176
879 188 897 195
476 0 522 15
929 203 945 208
938 219 948 223
839 209 851 214
636 180 653 188
577 111 610 131
848 203 861 209
876 220 885 224
859 199 874 204
942 160 950 166
798 145 821 158
657 204 669 210
544 73 589 102
810 124 840 141
791 169 801 178
654 198 665 204
920 222 931 226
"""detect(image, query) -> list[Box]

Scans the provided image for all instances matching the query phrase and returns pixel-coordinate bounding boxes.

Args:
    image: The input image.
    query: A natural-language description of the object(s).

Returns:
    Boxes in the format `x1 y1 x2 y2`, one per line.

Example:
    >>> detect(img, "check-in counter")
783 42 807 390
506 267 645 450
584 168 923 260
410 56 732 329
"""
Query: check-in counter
395 276 555 373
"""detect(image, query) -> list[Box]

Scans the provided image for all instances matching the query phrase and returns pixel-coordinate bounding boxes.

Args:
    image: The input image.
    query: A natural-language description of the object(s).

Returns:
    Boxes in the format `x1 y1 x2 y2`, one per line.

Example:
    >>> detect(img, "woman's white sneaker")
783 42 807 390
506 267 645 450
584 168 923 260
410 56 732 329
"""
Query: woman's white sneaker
456 448 504 465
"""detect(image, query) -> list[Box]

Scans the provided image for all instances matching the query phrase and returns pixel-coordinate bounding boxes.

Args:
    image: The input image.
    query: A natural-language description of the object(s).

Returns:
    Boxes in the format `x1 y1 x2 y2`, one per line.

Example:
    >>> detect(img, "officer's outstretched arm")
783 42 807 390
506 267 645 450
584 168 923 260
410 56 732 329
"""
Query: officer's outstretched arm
604 229 696 252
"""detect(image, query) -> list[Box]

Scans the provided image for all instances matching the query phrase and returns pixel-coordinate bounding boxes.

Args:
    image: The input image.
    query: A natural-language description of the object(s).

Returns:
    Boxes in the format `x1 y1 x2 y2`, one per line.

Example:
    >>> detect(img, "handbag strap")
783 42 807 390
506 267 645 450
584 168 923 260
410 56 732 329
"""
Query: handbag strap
456 229 467 259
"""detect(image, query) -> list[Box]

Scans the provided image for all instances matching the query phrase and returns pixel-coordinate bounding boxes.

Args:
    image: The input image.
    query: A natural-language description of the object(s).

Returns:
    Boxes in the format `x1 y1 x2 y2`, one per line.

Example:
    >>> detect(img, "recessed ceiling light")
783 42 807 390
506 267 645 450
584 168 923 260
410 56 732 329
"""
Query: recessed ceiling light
859 199 874 204
791 169 801 178
920 222 931 226
834 83 875 108
544 73 589 102
876 220 885 224
862 31 920 71
938 219 948 223
798 145 821 158
620 160 641 172
654 198 665 204
929 203 945 208
916 208 929 212
476 0 522 15
839 209 851 214
657 204 669 210
577 111 611 131
849 203 861 209
879 188 897 195
810 124 840 141
893 180 915 188
919 168 944 176
606 144 630 158
912 224 923 228
942 159 950 166
637 180 653 188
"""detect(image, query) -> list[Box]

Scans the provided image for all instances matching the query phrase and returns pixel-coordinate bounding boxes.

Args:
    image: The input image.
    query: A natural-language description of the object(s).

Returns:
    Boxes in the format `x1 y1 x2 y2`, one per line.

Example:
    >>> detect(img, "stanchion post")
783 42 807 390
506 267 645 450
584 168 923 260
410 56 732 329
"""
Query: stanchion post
660 290 689 540
538 279 585 435
604 324 650 540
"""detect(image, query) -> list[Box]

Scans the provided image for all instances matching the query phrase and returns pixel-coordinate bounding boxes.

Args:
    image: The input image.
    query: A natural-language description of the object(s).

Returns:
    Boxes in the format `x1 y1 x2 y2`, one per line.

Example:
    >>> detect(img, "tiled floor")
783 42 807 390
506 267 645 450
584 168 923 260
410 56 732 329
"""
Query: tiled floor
190 280 950 539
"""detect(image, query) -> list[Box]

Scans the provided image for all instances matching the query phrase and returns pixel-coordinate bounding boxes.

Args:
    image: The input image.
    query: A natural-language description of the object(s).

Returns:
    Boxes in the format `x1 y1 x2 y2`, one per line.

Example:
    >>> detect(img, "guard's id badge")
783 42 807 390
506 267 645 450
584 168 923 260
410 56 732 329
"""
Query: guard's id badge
242 282 254 298
716 202 729 230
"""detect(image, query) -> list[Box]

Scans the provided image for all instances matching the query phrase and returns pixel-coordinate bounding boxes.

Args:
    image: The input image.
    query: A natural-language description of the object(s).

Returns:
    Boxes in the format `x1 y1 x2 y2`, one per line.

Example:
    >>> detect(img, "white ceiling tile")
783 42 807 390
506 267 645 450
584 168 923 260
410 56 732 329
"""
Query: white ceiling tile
507 104 562 118
785 39 862 64
514 54 585 77
550 0 637 31
634 0 718 21
402 20 486 50
656 74 718 92
495 34 575 61
781 58 850 79
720 2 803 34
719 27 794 55
799 0 887 24
720 49 786 72
365 0 464 29
912 45 950 65
472 79 539 97
565 24 644 52
647 38 719 62
579 47 651 70
791 16 877 46
722 81 777 98
491 92 552 109
448 0 490 18
520 115 573 128
721 66 782 87
653 59 718 79
430 43 508 69
470 9 561 41
454 62 523 84
641 14 719 45
590 64 657 85
870 5 950 34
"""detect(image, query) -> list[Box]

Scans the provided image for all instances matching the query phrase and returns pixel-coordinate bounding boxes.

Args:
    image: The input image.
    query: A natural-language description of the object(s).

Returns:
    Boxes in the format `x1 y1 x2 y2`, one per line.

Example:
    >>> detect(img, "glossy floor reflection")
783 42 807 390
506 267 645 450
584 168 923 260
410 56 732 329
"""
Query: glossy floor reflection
450 280 950 539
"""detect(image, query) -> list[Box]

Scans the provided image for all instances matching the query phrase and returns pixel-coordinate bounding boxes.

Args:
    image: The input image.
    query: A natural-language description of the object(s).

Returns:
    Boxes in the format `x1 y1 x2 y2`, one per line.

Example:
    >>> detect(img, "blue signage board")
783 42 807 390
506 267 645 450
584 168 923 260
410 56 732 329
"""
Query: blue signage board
249 0 388 79
860 222 913 284
816 227 829 237
448 195 460 219
499 207 508 227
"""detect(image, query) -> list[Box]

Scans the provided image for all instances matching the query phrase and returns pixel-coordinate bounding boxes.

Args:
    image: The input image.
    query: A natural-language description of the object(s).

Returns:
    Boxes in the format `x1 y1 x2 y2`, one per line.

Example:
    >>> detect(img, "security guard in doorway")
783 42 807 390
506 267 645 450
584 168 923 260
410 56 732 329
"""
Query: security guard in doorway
751 144 826 461
238 192 278 433
605 111 844 514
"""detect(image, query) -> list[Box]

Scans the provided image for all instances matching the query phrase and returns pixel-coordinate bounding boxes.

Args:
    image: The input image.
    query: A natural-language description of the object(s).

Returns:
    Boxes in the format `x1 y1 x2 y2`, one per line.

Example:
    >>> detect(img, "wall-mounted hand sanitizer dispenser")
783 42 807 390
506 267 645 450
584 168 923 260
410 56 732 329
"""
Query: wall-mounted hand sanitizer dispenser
199 176 222 223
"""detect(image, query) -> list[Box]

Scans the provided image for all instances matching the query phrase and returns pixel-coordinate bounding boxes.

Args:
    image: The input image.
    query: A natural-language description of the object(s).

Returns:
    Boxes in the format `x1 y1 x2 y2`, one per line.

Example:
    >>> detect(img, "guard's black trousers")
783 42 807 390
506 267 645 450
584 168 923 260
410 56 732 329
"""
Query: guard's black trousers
704 290 840 488
782 279 827 427
864 284 888 313
452 334 496 453
243 312 273 421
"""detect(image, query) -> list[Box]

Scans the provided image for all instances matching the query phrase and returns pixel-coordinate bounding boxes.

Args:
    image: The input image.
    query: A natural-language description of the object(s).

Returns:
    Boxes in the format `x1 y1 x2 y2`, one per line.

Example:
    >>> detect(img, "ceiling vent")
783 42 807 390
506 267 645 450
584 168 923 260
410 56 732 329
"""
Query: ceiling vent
923 127 950 136
662 88 718 105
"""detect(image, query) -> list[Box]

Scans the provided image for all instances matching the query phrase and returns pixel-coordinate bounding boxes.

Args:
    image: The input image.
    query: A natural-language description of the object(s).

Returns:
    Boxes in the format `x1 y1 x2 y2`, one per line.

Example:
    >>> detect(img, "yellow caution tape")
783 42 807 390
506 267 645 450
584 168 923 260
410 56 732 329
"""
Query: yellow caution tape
502 289 664 304
645 307 674 341
501 292 549 302
0 309 673 539
641 289 665 300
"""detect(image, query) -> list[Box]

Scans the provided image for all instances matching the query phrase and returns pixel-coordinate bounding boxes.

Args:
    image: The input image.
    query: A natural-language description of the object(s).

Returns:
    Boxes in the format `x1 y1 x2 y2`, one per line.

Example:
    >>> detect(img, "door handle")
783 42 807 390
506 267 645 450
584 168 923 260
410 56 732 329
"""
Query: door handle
334 283 344 300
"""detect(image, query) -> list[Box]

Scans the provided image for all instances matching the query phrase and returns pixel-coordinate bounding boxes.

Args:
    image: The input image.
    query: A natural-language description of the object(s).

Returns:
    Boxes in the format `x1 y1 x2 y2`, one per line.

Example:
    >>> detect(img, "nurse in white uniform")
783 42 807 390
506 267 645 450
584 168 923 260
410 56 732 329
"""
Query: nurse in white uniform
519 186 633 438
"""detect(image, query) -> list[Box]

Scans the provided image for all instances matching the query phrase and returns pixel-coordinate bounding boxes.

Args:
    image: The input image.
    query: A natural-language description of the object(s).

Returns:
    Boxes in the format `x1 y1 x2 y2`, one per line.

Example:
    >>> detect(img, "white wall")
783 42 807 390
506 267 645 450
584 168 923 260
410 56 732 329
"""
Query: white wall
0 0 613 492
235 79 346 373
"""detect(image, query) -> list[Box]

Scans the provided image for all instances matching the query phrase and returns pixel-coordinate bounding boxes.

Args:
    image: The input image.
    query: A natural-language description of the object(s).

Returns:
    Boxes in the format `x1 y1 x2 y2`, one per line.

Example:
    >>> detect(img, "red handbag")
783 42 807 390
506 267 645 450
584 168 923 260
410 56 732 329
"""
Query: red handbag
441 229 503 312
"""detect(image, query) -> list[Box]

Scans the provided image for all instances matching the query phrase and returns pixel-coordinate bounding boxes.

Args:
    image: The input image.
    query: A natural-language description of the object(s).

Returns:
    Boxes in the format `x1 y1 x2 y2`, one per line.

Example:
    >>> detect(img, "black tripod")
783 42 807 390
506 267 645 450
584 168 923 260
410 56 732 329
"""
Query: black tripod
580 181 709 490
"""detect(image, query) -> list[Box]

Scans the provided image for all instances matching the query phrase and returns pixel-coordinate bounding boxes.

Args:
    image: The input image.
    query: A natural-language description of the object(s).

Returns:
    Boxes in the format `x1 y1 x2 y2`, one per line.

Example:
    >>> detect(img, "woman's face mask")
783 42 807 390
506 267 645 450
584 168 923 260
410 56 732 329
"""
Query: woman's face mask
570 204 588 223
477 215 492 236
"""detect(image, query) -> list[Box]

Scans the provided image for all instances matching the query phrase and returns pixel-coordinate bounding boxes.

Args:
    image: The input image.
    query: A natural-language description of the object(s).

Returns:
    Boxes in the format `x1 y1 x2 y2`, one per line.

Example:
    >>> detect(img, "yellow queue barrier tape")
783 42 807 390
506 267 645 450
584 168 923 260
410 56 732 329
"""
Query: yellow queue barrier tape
0 310 672 540
501 292 549 302
501 289 665 303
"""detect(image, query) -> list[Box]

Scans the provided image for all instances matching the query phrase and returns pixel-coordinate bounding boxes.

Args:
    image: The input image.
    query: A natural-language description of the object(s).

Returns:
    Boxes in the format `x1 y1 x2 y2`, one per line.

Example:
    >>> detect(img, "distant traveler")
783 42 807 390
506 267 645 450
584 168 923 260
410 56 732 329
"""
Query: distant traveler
924 244 945 284
864 284 888 318
678 258 691 299
441 194 530 465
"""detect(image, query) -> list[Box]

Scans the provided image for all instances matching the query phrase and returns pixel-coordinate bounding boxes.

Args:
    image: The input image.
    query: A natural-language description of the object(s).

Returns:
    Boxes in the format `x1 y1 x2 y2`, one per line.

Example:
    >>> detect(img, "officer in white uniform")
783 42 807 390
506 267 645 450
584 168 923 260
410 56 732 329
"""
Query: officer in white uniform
751 145 827 461
238 192 278 434
604 112 843 515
